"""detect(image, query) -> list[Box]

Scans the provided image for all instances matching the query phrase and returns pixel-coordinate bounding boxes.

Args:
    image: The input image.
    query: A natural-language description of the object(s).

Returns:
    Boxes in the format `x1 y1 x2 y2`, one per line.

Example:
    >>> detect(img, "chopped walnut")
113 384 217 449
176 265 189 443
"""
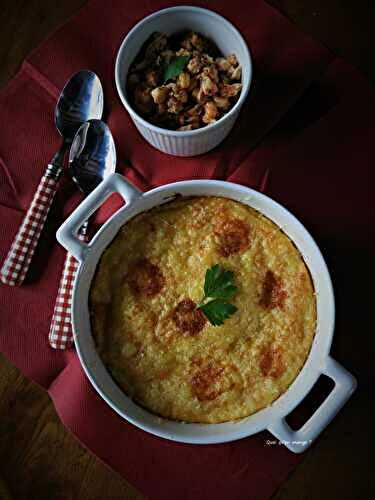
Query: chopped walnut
167 96 184 114
220 83 242 98
151 86 169 104
228 65 242 80
127 30 243 131
178 72 190 89
145 70 160 87
175 89 188 103
181 36 193 50
214 96 230 110
201 75 218 96
178 124 194 131
178 107 201 129
227 53 238 67
202 101 218 124
201 54 214 65
191 87 199 101
216 57 231 72
187 57 202 74
193 87 208 104
190 32 205 51
203 65 219 82
186 104 202 116
176 48 190 57
186 116 201 128
187 76 199 92
168 83 188 104
166 82 177 92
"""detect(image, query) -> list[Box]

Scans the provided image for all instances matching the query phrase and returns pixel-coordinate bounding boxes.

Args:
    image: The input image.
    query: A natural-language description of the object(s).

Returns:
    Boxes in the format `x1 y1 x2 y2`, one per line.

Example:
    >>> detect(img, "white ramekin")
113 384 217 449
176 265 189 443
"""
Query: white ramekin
56 174 357 453
115 6 252 157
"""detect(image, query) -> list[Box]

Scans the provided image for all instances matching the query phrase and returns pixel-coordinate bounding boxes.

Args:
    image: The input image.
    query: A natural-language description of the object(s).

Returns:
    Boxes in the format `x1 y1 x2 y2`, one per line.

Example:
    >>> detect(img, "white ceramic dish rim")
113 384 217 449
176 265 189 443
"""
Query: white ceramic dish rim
114 5 252 138
56 174 357 453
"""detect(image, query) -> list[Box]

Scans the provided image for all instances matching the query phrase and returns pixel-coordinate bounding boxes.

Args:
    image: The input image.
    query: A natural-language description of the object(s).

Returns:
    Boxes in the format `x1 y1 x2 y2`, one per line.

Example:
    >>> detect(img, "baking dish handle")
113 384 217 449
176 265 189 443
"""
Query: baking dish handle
267 356 357 453
56 173 142 262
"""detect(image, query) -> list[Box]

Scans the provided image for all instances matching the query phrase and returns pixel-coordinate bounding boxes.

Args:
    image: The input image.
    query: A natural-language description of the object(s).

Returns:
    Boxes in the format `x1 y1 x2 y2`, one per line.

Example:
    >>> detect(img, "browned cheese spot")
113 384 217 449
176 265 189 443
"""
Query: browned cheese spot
259 346 285 379
157 371 170 380
191 363 226 401
214 218 250 257
259 270 287 309
172 299 207 336
128 258 165 297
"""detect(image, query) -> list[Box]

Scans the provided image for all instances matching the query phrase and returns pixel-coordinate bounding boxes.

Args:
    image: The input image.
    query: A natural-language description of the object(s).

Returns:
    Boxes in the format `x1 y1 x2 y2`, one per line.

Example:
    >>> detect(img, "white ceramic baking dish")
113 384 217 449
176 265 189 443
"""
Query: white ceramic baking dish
56 173 357 453
115 6 252 156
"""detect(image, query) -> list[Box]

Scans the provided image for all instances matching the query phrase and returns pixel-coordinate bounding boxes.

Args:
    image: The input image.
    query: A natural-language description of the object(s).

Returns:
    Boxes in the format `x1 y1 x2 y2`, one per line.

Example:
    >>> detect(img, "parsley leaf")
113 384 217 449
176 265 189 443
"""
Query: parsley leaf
199 299 238 326
198 264 238 326
163 55 190 83
204 264 237 300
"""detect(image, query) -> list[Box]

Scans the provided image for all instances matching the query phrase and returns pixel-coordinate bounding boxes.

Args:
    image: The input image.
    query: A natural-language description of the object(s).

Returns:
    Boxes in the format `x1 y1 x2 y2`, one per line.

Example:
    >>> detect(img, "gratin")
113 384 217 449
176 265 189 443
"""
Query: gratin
89 197 316 423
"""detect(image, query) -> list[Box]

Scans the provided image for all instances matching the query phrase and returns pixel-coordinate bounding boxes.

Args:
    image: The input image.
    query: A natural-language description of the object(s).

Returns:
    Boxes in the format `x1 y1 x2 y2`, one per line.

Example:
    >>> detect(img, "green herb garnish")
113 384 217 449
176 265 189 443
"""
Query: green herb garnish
163 55 190 83
198 264 238 326
198 299 237 326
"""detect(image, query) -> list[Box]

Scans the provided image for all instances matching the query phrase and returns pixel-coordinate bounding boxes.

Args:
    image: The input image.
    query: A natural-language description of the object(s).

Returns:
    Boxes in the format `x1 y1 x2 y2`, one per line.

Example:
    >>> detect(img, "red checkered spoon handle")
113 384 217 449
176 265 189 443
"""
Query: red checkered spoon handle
0 147 66 286
49 223 88 349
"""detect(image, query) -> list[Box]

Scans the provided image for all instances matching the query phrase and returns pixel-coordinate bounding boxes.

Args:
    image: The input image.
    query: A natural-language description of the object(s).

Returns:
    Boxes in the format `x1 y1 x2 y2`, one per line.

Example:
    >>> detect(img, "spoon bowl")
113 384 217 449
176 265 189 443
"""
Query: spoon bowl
69 119 117 195
56 70 104 141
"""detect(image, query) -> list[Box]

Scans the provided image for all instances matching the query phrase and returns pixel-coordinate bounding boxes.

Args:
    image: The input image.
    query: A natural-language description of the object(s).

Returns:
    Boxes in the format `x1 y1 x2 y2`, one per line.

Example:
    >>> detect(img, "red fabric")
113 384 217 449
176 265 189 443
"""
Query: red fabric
0 0 372 498
0 174 58 286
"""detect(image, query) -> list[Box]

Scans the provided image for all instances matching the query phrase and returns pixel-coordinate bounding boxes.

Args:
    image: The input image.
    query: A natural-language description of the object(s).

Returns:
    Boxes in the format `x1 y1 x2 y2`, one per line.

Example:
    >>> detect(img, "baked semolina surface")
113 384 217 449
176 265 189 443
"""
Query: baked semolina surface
89 196 316 423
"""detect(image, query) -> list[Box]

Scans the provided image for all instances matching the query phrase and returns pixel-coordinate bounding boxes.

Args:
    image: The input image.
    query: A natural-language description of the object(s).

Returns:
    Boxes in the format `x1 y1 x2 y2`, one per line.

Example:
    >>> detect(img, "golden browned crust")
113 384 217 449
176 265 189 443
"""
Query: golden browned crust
89 197 316 423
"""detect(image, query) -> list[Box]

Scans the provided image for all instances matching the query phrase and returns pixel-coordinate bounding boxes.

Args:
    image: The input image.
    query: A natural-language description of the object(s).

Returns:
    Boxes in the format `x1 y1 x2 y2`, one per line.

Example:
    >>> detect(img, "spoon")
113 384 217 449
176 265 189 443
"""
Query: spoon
49 120 116 349
0 70 104 286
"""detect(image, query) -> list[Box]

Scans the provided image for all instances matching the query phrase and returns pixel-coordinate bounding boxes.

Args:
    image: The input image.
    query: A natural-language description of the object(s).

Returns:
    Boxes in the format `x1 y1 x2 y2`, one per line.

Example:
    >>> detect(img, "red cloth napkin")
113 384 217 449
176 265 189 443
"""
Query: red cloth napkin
0 0 372 498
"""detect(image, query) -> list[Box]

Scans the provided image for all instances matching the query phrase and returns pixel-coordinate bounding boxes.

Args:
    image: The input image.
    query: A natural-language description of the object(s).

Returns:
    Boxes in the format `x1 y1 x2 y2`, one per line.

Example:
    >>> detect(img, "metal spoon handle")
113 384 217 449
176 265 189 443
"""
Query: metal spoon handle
49 222 88 349
0 157 64 286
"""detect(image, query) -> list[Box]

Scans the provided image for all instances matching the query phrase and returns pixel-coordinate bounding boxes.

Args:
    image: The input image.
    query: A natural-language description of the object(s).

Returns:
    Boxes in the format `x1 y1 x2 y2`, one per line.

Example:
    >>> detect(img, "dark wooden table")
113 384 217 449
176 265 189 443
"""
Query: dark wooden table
0 1 374 499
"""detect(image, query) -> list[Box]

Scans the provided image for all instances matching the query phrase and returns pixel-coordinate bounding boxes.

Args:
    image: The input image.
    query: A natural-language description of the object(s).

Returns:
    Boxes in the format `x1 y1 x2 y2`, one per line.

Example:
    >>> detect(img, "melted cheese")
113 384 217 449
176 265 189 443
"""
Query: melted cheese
89 197 316 423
